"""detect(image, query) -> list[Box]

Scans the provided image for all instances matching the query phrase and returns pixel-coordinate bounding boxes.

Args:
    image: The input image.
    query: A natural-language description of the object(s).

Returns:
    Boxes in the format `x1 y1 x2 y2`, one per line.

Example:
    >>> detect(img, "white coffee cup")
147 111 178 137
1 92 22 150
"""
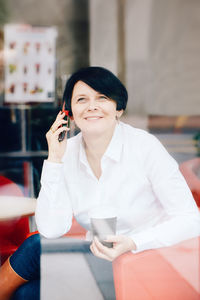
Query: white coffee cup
89 206 117 248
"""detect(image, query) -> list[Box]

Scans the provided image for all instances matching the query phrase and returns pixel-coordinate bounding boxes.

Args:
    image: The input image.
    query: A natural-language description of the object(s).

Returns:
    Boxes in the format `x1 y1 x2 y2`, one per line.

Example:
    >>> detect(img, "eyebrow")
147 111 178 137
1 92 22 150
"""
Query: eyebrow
73 92 106 99
72 94 87 98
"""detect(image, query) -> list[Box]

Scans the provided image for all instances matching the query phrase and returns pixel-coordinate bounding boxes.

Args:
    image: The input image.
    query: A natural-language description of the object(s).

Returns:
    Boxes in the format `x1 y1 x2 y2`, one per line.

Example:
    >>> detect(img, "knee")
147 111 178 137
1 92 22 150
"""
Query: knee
11 233 41 259
24 234 41 254
19 234 41 264
10 233 41 279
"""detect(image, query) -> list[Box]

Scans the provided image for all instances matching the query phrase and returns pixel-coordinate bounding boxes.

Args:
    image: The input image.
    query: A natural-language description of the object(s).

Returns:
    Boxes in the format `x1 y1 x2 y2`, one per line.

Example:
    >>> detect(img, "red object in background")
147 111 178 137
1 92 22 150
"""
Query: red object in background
23 83 28 93
9 42 16 49
35 63 40 74
179 158 200 207
9 84 15 94
64 217 86 238
0 176 29 265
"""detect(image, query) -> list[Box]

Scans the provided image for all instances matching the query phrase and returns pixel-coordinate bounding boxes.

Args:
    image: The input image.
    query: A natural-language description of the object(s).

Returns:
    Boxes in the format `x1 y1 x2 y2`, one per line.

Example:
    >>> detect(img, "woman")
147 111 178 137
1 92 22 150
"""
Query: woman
1 66 200 299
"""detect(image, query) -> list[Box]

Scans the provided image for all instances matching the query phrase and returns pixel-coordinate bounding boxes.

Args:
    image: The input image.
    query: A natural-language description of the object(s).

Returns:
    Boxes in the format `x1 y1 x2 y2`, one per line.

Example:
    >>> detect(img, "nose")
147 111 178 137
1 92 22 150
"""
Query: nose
87 98 98 111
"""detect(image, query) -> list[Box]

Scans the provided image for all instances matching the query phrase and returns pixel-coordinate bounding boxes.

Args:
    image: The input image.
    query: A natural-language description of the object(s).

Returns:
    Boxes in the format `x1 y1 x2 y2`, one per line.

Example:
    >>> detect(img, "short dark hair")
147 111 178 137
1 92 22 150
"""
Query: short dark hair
63 66 128 116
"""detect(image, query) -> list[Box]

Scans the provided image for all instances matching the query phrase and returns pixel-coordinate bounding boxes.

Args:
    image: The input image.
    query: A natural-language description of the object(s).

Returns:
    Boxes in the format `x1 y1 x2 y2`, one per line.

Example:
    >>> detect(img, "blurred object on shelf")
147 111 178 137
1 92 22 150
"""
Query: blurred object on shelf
193 131 200 156
148 115 200 133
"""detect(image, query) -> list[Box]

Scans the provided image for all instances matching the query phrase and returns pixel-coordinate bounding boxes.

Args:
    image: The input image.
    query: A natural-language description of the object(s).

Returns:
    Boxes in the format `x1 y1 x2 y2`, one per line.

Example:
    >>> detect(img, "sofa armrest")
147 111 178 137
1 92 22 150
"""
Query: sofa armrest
113 237 200 300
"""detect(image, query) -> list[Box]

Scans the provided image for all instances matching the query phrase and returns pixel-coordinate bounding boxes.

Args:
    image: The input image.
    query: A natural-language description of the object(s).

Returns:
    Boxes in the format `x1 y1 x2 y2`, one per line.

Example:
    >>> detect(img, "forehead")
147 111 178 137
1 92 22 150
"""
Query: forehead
72 81 100 97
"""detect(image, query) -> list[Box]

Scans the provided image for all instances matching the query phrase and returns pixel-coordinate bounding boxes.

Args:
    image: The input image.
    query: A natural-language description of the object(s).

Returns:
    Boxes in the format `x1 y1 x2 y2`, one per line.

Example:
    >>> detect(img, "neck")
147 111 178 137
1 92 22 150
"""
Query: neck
83 124 117 161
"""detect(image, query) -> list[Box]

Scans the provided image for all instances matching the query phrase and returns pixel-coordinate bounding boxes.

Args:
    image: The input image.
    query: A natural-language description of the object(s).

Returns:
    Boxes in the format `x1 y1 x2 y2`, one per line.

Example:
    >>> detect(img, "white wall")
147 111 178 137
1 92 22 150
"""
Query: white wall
89 0 200 116
89 0 118 75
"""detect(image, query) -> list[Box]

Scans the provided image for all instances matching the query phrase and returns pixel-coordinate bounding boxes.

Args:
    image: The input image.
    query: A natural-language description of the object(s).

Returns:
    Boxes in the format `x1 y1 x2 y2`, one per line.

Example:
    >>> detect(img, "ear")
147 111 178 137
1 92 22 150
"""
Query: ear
116 110 123 119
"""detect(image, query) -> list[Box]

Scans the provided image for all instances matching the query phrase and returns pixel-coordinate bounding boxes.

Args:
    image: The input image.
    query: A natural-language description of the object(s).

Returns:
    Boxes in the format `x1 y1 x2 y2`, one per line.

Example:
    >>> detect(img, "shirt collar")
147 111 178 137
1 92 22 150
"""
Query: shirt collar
79 136 88 167
79 122 123 166
103 122 123 162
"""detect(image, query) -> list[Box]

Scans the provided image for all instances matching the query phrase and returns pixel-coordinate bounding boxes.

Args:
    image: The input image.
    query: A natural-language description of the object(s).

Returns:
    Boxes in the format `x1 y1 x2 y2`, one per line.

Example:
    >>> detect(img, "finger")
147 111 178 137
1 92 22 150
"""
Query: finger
50 123 70 135
90 243 95 255
51 119 68 133
91 241 112 261
104 235 123 243
54 126 70 137
94 237 114 256
47 127 68 143
56 111 65 120
50 112 66 130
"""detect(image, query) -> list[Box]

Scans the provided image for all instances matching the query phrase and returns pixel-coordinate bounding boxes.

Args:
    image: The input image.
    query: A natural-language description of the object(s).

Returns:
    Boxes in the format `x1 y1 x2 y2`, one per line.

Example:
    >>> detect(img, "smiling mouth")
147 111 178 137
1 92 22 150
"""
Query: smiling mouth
84 116 103 120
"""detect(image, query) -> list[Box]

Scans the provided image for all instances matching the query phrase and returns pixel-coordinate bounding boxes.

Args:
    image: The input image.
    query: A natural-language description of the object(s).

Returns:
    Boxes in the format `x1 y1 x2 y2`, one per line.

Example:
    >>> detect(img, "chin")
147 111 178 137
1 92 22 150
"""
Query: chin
82 126 105 136
77 119 116 136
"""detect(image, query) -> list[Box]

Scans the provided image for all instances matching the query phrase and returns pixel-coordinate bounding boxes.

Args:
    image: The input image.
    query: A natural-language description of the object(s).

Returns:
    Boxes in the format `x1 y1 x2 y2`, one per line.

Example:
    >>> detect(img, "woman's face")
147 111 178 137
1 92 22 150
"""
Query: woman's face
71 81 123 136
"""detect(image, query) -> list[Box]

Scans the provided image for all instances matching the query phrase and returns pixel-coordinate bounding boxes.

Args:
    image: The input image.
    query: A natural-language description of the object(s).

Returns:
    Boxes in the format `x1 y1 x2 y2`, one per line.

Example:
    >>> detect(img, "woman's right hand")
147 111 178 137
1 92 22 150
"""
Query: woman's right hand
46 111 70 163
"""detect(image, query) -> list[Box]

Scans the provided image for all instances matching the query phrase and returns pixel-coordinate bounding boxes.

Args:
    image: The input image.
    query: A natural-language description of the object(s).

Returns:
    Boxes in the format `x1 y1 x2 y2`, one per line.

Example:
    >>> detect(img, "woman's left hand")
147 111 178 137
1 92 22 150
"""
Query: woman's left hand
90 235 137 261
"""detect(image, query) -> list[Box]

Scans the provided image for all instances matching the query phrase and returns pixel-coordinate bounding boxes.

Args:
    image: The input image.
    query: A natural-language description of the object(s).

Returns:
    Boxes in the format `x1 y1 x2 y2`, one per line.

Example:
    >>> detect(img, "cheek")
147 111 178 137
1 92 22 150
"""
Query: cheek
104 102 117 116
71 109 85 128
71 105 81 119
105 107 118 118
72 112 81 125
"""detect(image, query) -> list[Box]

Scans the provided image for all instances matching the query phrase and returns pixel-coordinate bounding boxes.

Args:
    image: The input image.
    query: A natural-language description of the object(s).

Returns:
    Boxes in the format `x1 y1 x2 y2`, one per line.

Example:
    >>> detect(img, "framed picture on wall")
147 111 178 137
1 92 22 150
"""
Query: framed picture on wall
4 24 57 103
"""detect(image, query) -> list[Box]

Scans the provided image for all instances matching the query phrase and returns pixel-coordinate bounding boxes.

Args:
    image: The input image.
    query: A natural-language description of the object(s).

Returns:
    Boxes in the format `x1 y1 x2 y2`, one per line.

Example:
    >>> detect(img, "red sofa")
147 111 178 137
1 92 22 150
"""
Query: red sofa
112 237 200 300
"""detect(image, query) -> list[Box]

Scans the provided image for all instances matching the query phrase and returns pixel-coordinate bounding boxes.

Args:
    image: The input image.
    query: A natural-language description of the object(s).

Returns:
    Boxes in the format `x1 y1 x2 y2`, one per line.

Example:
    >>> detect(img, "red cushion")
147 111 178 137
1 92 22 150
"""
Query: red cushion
0 176 29 264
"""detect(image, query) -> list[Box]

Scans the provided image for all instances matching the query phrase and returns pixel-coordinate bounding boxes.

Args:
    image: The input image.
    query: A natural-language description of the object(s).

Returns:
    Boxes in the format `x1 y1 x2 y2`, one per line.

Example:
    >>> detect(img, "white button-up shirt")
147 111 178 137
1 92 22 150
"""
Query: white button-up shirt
35 122 200 252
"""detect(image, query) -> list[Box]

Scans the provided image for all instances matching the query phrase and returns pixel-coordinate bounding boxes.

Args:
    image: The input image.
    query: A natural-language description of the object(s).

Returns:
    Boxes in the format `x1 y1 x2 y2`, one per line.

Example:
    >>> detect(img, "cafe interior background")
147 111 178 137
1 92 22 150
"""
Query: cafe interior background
0 0 200 286
0 0 200 198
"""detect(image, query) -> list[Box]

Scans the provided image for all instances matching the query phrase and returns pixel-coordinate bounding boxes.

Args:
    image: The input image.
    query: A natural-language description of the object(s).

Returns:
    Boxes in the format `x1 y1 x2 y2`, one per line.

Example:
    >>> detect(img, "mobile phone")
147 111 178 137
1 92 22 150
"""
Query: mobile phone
58 102 70 142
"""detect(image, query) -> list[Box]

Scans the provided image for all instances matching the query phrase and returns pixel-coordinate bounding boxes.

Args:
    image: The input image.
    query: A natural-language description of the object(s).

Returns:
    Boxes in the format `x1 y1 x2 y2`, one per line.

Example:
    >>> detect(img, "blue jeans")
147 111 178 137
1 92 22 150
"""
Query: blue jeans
10 234 41 300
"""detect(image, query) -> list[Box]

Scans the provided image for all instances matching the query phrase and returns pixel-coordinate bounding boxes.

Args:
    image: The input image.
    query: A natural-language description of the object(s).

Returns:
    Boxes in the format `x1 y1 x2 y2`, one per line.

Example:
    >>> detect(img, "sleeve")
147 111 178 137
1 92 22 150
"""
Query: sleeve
130 133 200 253
35 160 73 239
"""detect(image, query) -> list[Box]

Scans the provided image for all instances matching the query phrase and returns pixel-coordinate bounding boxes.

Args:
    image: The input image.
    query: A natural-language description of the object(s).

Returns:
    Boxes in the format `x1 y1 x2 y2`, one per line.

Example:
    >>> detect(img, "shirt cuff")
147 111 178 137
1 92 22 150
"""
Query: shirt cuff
129 229 156 253
41 160 63 184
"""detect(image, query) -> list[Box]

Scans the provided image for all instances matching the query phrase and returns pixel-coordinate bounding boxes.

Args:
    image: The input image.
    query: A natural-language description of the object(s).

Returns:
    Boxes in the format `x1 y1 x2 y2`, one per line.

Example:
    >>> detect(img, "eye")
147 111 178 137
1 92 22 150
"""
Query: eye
77 97 86 103
98 95 108 101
